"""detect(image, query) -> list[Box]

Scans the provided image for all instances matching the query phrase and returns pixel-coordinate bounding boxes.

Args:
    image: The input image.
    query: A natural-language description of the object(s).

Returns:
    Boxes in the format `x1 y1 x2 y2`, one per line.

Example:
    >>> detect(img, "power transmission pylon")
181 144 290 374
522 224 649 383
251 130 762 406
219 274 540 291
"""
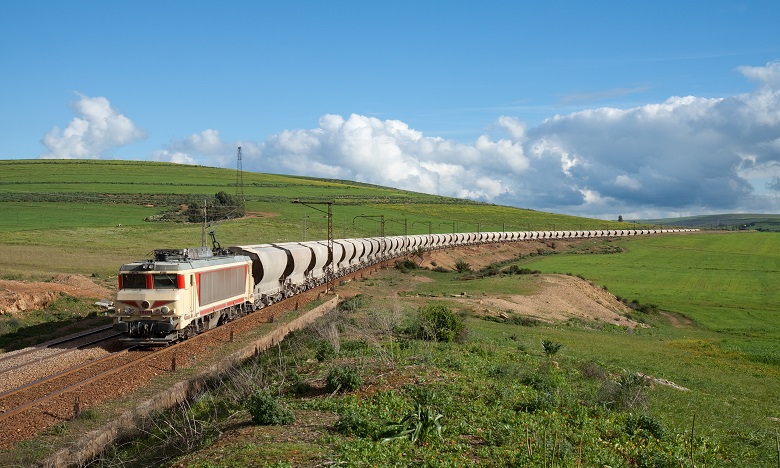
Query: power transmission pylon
235 146 245 207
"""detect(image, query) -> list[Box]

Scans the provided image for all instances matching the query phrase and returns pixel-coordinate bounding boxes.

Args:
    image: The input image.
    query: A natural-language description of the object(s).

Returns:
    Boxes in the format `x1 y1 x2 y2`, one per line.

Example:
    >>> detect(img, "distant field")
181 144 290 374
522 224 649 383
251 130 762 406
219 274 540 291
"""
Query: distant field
642 213 780 231
0 159 632 244
522 232 780 363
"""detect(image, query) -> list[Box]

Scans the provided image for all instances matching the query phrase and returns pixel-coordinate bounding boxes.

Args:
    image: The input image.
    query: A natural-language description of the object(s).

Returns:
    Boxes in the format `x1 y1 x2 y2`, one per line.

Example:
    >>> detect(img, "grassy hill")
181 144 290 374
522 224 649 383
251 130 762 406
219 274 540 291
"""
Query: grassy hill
0 159 630 279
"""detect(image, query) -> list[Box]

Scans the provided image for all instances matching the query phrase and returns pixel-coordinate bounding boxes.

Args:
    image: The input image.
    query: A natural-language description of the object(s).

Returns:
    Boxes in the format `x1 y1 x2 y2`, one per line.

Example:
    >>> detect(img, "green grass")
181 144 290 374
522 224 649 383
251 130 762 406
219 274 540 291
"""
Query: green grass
0 160 638 278
69 279 778 467
520 232 780 340
0 202 154 232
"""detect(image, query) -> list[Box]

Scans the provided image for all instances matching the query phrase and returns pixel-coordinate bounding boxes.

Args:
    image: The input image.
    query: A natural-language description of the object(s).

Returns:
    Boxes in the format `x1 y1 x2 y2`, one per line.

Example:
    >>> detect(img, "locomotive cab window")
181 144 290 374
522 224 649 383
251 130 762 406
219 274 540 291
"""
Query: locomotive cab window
153 274 178 289
120 273 147 289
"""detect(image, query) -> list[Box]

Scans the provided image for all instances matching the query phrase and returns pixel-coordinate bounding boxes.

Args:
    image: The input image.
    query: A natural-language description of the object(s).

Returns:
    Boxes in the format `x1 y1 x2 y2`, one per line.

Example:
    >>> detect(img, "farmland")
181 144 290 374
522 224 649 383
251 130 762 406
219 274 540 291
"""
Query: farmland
0 160 778 466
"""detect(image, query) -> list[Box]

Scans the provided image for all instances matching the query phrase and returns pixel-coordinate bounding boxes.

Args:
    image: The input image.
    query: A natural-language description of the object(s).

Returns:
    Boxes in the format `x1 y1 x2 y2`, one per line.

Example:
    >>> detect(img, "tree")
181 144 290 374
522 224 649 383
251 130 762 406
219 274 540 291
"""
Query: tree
618 215 624 222
185 192 245 222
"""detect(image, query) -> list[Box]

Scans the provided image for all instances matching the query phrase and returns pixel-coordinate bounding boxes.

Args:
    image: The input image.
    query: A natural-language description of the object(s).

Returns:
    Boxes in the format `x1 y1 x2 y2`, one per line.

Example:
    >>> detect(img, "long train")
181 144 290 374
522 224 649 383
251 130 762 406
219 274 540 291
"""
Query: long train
111 228 696 345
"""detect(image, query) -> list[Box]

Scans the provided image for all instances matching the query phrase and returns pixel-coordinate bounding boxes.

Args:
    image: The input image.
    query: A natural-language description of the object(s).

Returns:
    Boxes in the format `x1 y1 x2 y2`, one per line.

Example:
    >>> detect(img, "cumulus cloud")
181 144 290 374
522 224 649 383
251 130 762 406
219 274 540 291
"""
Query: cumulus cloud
249 113 526 202
513 62 780 217
153 129 261 167
40 94 145 159
51 62 780 218
243 60 780 218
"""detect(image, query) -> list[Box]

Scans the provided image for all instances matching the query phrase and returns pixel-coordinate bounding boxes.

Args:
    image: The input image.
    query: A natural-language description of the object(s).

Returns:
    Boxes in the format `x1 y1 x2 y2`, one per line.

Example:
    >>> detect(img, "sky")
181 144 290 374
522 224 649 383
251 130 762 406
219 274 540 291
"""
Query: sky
2 1 780 220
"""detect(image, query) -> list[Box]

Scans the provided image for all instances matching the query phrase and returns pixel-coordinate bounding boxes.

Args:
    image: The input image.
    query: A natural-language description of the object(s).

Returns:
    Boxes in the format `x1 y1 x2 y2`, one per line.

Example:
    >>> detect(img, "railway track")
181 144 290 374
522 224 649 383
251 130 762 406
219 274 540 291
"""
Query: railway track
0 252 520 449
0 276 326 448
0 324 115 370
0 327 123 394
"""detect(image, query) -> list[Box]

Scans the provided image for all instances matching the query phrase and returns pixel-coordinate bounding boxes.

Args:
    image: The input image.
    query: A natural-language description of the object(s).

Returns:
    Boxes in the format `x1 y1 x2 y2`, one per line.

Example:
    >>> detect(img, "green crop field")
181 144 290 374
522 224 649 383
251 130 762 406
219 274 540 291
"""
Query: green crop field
0 160 633 278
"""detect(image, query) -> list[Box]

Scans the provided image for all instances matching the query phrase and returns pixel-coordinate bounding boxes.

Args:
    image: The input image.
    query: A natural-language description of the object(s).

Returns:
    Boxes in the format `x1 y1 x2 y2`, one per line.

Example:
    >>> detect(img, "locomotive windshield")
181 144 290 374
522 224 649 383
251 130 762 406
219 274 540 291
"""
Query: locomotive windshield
121 273 147 289
120 273 181 289
153 274 178 289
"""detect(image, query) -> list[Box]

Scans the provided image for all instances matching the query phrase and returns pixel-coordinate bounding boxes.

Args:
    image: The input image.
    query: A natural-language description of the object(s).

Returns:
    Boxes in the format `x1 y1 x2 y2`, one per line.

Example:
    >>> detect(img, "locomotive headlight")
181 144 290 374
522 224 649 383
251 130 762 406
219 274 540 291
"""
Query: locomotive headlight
141 300 151 309
161 306 170 314
123 306 132 314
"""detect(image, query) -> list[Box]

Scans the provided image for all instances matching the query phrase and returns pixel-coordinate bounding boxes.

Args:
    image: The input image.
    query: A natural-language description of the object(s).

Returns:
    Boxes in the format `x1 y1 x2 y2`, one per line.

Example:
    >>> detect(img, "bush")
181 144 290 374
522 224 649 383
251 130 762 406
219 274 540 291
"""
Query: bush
597 372 651 412
246 389 295 426
338 294 367 312
480 263 501 276
503 265 541 275
326 365 363 393
395 259 419 272
288 370 312 395
335 408 377 438
454 260 471 273
541 339 563 356
315 340 337 362
413 304 467 343
625 413 667 440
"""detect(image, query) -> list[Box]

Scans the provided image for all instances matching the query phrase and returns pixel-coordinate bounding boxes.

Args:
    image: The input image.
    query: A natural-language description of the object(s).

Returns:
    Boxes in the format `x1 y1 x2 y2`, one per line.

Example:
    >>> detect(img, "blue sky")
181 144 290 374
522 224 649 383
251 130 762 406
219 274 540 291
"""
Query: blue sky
2 1 780 219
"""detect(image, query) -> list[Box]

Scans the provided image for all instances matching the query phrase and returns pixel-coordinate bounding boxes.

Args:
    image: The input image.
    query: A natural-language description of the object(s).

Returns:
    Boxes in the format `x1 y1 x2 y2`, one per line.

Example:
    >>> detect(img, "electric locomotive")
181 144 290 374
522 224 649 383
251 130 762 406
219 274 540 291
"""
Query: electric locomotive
112 246 253 345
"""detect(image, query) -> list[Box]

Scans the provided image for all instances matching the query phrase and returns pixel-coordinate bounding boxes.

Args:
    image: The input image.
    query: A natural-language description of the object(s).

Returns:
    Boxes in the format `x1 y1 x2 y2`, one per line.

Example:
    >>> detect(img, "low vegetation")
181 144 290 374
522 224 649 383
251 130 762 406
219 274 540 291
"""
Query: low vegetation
70 261 777 466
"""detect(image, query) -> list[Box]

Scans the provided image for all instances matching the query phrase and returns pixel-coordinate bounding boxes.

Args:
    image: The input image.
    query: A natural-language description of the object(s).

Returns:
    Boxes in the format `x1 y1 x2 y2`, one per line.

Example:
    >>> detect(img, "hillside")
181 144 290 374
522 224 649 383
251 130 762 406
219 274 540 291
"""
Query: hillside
0 159 633 279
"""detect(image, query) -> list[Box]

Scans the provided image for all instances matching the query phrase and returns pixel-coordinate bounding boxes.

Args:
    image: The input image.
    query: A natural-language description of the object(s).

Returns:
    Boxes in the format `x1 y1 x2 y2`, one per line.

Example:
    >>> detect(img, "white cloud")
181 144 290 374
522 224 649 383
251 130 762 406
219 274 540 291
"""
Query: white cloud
45 62 780 219
153 129 261 167
249 113 523 202
40 94 145 159
156 60 780 217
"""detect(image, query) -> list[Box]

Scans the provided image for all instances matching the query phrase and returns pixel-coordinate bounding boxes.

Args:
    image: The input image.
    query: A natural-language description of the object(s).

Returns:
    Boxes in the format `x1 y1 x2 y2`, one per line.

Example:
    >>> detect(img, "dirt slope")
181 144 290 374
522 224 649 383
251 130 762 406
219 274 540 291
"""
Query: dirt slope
0 275 113 315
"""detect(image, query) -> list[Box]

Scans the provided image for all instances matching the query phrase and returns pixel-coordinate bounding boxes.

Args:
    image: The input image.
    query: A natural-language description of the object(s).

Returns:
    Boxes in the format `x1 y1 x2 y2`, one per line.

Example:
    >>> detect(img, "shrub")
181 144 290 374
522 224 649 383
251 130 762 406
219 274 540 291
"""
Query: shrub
335 408 377 438
245 389 295 426
315 340 337 362
578 360 607 380
454 260 471 273
480 263 501 276
326 365 363 393
338 294 366 312
381 402 444 445
625 413 667 440
508 315 540 327
541 339 563 356
288 370 312 395
597 372 651 412
413 304 467 343
395 259 419 272
503 265 541 275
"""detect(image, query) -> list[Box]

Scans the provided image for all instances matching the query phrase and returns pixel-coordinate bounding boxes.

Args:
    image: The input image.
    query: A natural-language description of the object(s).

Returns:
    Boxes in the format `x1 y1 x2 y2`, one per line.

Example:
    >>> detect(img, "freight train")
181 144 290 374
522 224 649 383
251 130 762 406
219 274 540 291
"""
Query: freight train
111 228 694 345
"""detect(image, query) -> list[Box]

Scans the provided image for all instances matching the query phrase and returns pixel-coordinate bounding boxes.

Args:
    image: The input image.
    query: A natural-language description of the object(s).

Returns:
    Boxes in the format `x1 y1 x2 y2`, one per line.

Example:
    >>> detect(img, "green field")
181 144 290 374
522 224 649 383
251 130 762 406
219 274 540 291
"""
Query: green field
521 232 780 362
0 160 632 278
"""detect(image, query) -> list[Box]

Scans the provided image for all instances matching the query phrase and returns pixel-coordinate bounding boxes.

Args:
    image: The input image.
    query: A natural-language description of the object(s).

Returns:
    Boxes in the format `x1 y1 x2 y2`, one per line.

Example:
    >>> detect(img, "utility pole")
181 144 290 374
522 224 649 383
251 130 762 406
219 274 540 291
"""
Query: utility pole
412 221 432 235
293 200 333 292
235 147 245 207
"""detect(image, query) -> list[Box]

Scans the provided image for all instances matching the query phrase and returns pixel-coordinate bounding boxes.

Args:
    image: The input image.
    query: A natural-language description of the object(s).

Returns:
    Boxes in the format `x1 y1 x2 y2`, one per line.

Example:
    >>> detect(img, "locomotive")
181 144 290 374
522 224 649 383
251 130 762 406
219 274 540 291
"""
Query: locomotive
111 228 695 345
112 246 254 345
